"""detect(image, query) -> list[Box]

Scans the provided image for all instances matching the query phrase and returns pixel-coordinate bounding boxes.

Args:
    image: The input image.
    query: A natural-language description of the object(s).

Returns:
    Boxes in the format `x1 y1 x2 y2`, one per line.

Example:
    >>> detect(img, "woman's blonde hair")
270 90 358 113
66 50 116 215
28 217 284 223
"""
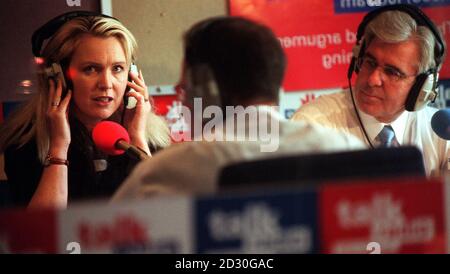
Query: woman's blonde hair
0 15 170 162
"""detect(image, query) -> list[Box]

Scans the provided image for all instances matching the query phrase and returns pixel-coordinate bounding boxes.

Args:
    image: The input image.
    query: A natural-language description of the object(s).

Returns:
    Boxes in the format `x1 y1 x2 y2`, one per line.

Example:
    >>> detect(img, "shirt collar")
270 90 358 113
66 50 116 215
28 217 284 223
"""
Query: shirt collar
358 108 408 145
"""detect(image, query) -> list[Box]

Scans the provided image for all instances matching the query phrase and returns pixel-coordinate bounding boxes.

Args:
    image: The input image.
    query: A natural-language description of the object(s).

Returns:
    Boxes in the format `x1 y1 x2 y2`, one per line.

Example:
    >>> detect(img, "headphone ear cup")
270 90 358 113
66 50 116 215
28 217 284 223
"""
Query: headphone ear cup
44 63 68 92
124 64 139 109
187 64 222 110
405 72 438 111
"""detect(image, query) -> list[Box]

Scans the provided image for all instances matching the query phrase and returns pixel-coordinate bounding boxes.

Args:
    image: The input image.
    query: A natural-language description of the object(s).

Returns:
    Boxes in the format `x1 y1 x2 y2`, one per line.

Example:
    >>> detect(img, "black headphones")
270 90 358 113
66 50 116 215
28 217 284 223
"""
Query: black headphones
347 4 446 112
32 11 118 58
32 11 119 94
31 11 137 124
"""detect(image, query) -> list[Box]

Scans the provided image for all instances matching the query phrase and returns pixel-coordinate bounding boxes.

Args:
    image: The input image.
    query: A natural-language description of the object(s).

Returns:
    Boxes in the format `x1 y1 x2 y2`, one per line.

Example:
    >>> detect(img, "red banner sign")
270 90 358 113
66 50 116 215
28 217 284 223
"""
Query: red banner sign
230 0 450 91
320 178 446 253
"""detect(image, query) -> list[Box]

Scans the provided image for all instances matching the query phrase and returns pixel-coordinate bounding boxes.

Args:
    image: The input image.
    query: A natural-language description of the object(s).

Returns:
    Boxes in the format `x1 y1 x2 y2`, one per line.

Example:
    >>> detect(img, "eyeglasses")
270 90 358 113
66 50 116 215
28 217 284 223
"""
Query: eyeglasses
357 56 417 83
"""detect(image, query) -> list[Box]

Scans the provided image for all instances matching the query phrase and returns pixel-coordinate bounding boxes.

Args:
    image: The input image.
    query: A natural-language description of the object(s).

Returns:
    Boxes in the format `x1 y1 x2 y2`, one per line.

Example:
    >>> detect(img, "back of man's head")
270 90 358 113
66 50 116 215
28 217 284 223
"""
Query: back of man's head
183 16 286 106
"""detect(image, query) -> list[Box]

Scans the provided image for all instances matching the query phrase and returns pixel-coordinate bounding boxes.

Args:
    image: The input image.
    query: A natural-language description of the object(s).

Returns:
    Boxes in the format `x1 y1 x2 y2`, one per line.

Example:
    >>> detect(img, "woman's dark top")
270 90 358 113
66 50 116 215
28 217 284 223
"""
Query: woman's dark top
4 117 141 207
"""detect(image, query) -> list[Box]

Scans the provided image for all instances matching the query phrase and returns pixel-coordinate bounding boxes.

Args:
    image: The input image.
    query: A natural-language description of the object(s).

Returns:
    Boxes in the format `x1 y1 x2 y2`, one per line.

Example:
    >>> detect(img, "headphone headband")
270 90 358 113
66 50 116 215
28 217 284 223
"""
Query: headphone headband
356 4 445 67
32 10 118 57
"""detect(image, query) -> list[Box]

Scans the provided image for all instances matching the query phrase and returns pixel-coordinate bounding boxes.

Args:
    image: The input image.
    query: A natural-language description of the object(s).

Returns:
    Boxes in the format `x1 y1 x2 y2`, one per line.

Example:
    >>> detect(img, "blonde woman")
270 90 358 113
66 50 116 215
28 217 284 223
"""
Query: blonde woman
0 11 170 209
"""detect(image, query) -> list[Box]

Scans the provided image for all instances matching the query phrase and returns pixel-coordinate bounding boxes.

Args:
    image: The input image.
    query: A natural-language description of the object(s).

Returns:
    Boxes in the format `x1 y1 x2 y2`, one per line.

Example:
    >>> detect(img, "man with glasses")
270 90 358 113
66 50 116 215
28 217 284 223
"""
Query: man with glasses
291 5 448 177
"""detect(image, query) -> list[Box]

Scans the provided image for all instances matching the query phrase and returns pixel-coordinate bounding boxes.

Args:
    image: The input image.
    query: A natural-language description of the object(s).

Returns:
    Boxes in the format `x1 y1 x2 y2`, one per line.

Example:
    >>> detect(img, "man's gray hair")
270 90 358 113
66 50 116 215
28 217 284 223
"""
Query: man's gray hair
363 10 444 74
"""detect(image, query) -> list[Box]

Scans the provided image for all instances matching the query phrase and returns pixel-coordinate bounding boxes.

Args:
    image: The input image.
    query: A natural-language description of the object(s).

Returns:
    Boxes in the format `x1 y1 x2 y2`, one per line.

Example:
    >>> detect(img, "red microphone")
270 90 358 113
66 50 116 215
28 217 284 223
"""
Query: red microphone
92 121 149 160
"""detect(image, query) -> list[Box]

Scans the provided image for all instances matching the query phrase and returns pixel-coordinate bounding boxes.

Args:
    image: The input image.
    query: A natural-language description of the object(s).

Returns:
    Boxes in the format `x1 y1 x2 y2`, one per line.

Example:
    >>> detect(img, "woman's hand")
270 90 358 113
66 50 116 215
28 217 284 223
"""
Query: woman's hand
28 78 72 210
46 78 72 156
123 70 152 155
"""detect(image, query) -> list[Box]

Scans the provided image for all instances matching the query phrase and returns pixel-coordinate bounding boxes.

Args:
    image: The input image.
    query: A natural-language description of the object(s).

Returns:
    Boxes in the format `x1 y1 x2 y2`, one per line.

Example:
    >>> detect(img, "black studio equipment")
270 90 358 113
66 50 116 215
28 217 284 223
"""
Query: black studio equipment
219 147 426 192
347 4 446 148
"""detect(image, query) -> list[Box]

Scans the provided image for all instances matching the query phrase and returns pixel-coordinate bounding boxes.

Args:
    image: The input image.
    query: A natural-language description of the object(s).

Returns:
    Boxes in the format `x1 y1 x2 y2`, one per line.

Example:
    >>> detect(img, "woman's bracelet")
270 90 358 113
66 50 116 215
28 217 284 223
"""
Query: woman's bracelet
44 154 69 167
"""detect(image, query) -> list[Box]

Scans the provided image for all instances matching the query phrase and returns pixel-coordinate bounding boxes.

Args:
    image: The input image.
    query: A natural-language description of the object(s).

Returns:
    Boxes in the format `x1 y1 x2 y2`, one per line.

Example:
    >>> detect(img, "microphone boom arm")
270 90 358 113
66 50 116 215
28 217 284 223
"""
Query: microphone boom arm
116 139 150 161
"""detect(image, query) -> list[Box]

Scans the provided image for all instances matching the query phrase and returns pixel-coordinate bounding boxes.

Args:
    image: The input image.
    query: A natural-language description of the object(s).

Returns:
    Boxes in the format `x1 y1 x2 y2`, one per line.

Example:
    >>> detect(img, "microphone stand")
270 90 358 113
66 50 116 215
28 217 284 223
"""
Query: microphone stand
116 139 150 161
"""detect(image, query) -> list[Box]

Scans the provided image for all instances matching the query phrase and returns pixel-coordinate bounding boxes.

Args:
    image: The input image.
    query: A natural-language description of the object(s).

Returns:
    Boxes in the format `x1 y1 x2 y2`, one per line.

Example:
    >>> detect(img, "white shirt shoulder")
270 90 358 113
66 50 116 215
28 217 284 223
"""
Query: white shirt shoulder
291 92 352 123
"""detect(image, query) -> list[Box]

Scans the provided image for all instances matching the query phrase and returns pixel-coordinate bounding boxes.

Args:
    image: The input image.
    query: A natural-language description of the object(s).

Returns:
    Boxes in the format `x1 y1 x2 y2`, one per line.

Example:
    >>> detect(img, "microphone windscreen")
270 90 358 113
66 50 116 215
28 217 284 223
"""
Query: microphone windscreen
431 109 450 140
92 121 130 155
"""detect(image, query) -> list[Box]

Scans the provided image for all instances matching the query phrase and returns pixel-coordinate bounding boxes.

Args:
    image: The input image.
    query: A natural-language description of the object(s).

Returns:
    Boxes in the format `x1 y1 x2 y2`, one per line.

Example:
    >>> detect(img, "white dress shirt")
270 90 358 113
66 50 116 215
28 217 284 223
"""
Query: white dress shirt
292 90 449 177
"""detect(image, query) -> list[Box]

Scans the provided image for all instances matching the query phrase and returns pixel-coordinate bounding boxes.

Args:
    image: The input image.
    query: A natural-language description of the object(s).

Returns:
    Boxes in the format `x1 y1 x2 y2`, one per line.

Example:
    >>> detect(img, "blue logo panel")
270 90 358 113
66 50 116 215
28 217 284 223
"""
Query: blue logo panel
334 0 450 14
195 189 318 254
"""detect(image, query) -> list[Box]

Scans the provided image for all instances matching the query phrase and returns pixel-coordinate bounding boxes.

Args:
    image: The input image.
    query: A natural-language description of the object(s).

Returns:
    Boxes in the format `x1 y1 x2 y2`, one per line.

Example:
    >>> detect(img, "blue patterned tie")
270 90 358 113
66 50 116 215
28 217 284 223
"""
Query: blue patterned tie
377 125 396 147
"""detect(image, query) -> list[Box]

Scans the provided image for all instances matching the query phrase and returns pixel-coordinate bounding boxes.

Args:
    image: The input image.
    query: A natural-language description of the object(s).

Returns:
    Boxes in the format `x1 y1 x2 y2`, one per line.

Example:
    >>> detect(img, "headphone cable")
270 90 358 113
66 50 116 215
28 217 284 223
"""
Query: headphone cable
348 76 375 149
